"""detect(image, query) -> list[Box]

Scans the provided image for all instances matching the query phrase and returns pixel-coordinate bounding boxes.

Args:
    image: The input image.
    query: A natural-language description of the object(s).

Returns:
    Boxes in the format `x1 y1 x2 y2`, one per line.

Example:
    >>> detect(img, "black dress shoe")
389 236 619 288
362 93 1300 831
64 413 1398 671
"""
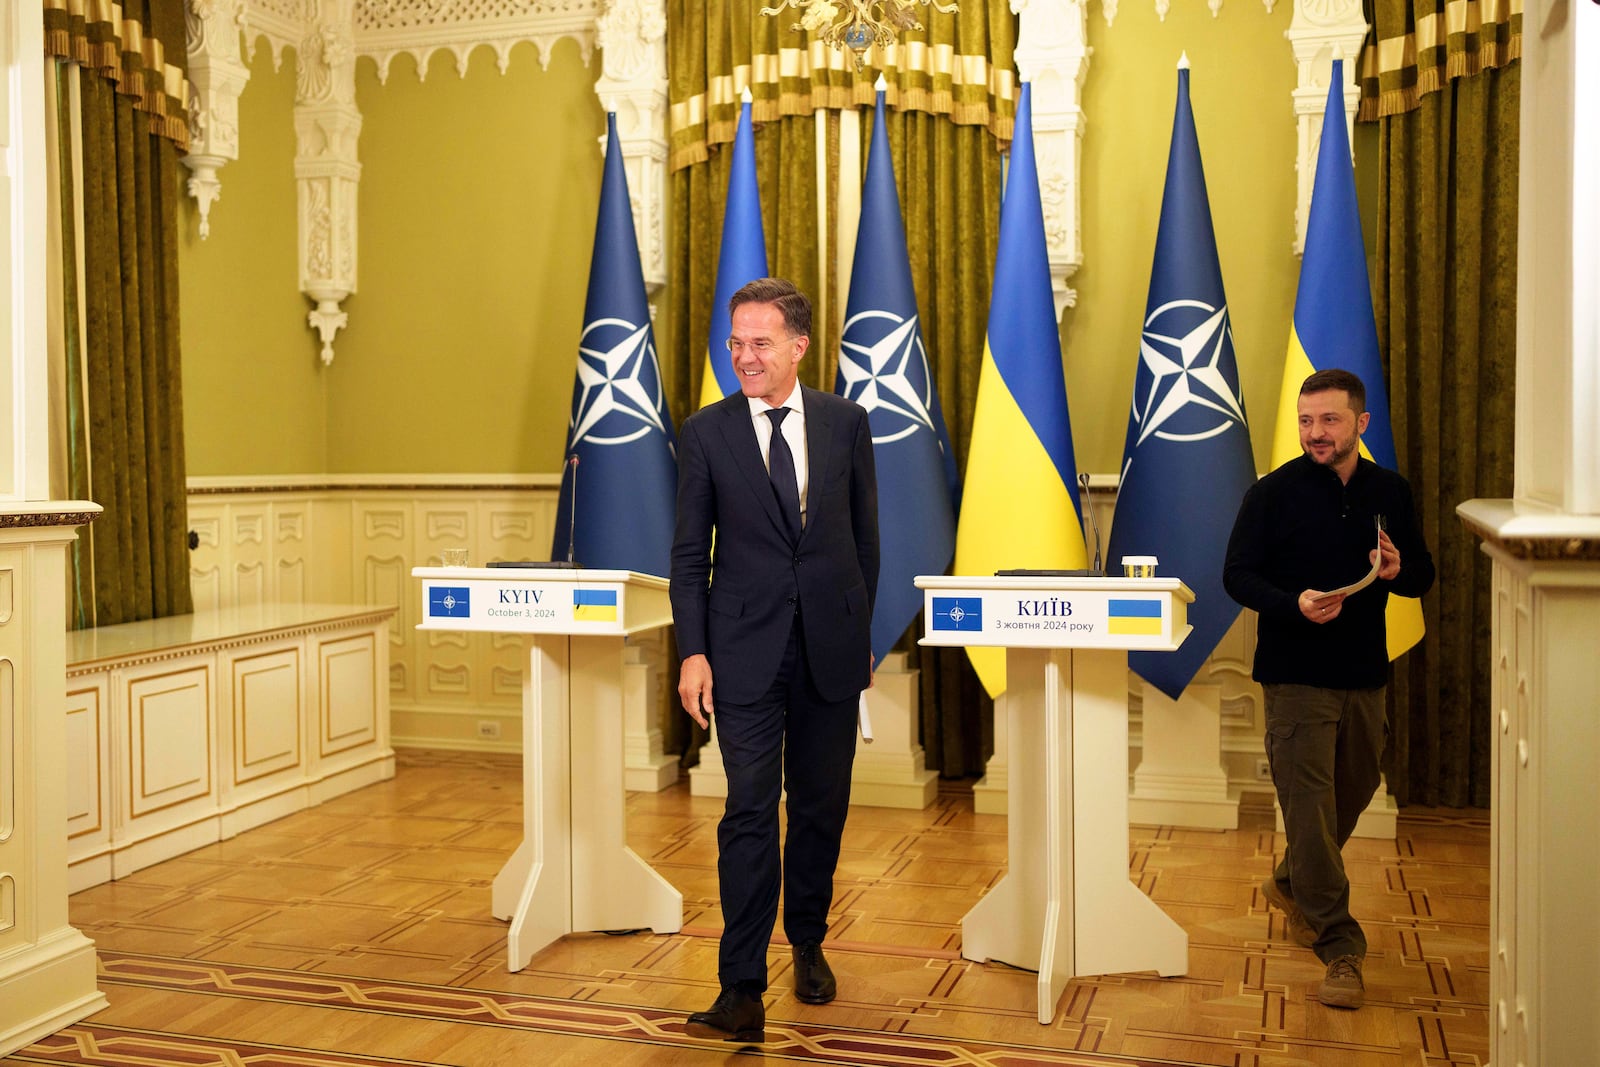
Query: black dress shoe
792 941 836 1004
685 986 766 1043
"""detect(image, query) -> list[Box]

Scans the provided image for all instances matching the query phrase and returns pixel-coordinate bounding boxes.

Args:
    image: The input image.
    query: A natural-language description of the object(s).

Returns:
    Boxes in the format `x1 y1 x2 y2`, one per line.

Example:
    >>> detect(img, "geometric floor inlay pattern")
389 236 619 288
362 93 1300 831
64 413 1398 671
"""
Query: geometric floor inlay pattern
7 750 1490 1066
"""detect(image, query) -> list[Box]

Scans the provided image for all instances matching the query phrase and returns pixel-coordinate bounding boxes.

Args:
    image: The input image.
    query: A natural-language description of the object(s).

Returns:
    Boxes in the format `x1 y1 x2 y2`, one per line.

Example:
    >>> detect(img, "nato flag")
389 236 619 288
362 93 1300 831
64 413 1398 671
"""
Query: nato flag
835 89 959 665
551 113 678 577
1106 66 1256 700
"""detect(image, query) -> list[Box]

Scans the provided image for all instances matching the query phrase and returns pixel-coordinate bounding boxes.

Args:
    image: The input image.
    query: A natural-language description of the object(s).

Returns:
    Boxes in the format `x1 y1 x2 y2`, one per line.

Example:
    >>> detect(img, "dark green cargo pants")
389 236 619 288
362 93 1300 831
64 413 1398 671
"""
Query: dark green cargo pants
1263 683 1386 963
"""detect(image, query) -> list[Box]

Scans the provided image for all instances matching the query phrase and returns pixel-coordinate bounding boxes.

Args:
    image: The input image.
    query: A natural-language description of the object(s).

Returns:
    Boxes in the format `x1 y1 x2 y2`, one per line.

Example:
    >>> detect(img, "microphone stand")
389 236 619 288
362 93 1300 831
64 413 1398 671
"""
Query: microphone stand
488 454 584 569
1079 472 1103 575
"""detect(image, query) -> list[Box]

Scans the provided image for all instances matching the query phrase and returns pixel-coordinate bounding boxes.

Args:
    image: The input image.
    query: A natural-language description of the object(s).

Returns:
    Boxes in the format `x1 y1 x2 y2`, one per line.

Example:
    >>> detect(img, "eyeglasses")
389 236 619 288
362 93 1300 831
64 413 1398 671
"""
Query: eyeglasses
725 336 795 356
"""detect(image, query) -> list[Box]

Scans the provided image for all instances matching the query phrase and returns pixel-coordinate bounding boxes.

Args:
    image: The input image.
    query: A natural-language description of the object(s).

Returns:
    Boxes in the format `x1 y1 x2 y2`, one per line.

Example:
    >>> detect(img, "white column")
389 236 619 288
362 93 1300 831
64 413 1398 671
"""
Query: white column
0 6 108 1052
972 693 1008 814
850 652 937 809
621 631 677 792
593 0 668 295
1286 0 1367 255
1013 0 1089 316
1457 4 1600 1064
687 726 729 798
1129 683 1238 829
0 513 107 1055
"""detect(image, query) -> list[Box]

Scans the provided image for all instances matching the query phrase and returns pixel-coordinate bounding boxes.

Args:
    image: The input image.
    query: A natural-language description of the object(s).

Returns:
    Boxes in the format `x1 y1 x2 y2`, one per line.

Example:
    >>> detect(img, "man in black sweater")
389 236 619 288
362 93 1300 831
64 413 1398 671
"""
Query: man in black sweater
1223 368 1434 1010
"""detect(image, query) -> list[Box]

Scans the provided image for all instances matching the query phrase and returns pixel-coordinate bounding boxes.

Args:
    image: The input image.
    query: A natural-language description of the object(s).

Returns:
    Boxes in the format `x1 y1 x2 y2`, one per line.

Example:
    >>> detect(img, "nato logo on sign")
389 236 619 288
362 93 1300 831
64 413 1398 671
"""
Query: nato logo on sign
931 597 983 632
429 586 471 619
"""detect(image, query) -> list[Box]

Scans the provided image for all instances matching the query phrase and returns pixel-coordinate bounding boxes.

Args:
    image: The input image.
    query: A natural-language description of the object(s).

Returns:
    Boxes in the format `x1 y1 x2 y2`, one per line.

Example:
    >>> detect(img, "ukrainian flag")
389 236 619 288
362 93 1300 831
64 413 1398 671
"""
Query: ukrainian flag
699 91 768 410
1108 599 1163 637
953 83 1087 697
573 589 618 622
1272 60 1423 660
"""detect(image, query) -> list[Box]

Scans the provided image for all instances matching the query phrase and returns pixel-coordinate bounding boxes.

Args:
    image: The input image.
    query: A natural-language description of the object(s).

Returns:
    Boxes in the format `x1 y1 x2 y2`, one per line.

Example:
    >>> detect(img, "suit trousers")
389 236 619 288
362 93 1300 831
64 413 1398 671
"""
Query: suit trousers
711 614 860 990
1263 682 1386 962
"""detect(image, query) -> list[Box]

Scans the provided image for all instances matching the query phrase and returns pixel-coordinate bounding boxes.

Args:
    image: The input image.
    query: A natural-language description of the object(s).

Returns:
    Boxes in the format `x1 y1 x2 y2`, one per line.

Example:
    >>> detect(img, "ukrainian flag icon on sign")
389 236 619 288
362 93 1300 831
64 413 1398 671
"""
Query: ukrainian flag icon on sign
429 586 471 619
931 597 983 632
1108 599 1163 636
573 589 619 622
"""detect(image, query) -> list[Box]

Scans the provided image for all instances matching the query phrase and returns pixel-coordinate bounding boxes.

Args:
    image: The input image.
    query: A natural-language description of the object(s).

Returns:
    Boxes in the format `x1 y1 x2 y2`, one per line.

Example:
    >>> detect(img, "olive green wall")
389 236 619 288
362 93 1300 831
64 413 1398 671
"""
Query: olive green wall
177 15 1380 480
326 41 603 474
1067 4 1299 475
180 45 329 476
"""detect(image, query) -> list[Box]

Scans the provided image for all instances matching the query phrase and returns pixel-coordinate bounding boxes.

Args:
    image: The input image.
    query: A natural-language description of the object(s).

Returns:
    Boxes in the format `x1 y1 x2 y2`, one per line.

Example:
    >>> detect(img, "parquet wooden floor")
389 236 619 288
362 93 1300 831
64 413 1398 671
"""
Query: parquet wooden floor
7 749 1489 1066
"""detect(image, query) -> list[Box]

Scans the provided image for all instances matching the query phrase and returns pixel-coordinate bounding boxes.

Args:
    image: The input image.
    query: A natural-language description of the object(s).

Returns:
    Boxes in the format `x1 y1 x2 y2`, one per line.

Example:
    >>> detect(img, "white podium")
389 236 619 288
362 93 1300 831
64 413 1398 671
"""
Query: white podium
414 567 682 970
917 575 1194 1023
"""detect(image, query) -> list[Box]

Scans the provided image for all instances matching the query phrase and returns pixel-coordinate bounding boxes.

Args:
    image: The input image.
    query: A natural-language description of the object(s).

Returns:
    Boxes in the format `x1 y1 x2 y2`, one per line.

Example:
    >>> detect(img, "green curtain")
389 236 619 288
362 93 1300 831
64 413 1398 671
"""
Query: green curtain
45 0 193 627
663 1 1016 774
1363 1 1518 807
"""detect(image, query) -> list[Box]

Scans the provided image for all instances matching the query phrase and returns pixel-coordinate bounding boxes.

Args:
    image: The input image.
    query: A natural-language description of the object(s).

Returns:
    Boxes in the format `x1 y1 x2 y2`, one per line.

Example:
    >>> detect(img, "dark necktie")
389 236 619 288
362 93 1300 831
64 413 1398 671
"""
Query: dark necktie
765 407 802 542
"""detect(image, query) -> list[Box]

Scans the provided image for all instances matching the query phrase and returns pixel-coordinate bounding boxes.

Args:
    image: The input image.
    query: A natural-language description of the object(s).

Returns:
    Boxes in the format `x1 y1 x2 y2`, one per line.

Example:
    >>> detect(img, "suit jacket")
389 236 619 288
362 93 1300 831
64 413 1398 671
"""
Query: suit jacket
670 386 879 705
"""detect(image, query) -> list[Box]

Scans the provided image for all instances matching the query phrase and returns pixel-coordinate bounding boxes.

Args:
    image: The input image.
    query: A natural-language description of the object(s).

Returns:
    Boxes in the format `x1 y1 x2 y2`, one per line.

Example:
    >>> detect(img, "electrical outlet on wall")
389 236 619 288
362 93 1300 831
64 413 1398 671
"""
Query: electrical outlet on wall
1255 757 1272 782
477 720 501 740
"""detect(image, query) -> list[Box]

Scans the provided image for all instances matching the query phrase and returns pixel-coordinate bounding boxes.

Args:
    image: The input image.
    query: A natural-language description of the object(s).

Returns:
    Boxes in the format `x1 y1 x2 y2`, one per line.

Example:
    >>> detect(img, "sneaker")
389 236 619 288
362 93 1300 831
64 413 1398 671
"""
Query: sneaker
1261 878 1317 949
1318 954 1365 1009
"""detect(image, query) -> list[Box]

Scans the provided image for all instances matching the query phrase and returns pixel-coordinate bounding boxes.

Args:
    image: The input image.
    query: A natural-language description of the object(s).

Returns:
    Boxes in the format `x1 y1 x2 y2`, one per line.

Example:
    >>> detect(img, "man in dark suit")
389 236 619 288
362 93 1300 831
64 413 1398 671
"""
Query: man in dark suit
671 277 879 1043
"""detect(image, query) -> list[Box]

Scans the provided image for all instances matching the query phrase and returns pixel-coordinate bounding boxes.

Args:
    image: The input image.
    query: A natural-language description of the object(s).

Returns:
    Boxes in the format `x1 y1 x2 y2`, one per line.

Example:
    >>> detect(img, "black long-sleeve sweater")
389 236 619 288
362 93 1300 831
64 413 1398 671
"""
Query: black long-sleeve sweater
1223 454 1435 690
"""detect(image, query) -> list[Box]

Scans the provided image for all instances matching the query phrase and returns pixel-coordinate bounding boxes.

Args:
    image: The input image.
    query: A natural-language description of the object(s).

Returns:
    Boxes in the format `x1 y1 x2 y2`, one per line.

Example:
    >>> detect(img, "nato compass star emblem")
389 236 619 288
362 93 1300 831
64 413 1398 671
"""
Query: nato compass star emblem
1130 298 1248 447
837 309 939 445
568 316 671 447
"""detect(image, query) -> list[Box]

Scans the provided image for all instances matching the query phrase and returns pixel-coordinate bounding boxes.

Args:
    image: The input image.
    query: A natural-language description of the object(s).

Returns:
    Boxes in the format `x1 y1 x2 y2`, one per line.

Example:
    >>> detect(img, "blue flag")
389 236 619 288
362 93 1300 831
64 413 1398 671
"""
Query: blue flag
700 96 768 409
1106 66 1256 700
835 89 959 665
551 113 678 576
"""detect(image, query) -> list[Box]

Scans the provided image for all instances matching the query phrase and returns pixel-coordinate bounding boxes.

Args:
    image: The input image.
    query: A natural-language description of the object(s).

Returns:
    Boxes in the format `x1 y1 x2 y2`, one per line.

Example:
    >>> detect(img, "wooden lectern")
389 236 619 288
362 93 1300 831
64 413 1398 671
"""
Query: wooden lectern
917 574 1194 1023
414 567 682 970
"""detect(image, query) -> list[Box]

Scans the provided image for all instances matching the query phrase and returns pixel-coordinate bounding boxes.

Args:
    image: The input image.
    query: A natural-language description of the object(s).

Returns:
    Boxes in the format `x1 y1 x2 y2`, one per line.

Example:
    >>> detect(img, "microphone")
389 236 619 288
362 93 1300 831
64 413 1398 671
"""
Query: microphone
564 454 580 566
1079 472 1103 575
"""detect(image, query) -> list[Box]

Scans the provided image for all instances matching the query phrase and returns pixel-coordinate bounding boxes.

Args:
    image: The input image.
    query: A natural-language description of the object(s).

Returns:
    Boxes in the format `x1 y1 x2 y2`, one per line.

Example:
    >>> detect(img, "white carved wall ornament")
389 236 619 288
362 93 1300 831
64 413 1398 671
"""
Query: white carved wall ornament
243 0 305 71
1286 0 1367 254
354 0 599 81
296 0 363 365
593 0 669 293
1012 0 1089 319
1095 0 1283 27
238 0 608 365
185 0 253 238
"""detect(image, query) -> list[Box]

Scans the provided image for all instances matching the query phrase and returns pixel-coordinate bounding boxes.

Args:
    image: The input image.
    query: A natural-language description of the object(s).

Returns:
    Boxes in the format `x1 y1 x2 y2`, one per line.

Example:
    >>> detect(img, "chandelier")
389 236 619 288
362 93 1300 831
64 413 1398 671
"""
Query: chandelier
760 0 960 68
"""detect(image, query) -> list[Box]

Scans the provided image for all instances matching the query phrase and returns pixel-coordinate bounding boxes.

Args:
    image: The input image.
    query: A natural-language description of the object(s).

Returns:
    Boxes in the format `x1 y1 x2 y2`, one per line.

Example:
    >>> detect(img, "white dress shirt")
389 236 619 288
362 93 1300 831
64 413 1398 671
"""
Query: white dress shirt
748 385 809 528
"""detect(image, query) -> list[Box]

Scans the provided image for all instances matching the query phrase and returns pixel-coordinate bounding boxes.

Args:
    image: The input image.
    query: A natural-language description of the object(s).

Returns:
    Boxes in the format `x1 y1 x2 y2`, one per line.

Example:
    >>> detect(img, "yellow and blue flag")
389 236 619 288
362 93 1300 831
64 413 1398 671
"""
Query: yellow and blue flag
551 113 678 576
1271 60 1423 659
952 82 1088 698
1105 62 1257 701
573 588 619 622
700 95 768 409
1108 598 1164 637
835 88 959 665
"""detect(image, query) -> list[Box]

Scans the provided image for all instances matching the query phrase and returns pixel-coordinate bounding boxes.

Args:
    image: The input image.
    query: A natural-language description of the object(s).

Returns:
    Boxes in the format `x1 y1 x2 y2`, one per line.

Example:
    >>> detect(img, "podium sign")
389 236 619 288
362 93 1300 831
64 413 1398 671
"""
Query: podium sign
917 574 1194 1024
419 573 638 635
921 576 1190 650
413 566 679 971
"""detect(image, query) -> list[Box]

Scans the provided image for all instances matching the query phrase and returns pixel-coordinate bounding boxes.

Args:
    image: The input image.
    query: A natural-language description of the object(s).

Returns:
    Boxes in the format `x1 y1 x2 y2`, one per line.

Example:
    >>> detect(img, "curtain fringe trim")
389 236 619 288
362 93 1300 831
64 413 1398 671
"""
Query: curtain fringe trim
670 97 1012 173
44 12 191 150
1357 33 1519 121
